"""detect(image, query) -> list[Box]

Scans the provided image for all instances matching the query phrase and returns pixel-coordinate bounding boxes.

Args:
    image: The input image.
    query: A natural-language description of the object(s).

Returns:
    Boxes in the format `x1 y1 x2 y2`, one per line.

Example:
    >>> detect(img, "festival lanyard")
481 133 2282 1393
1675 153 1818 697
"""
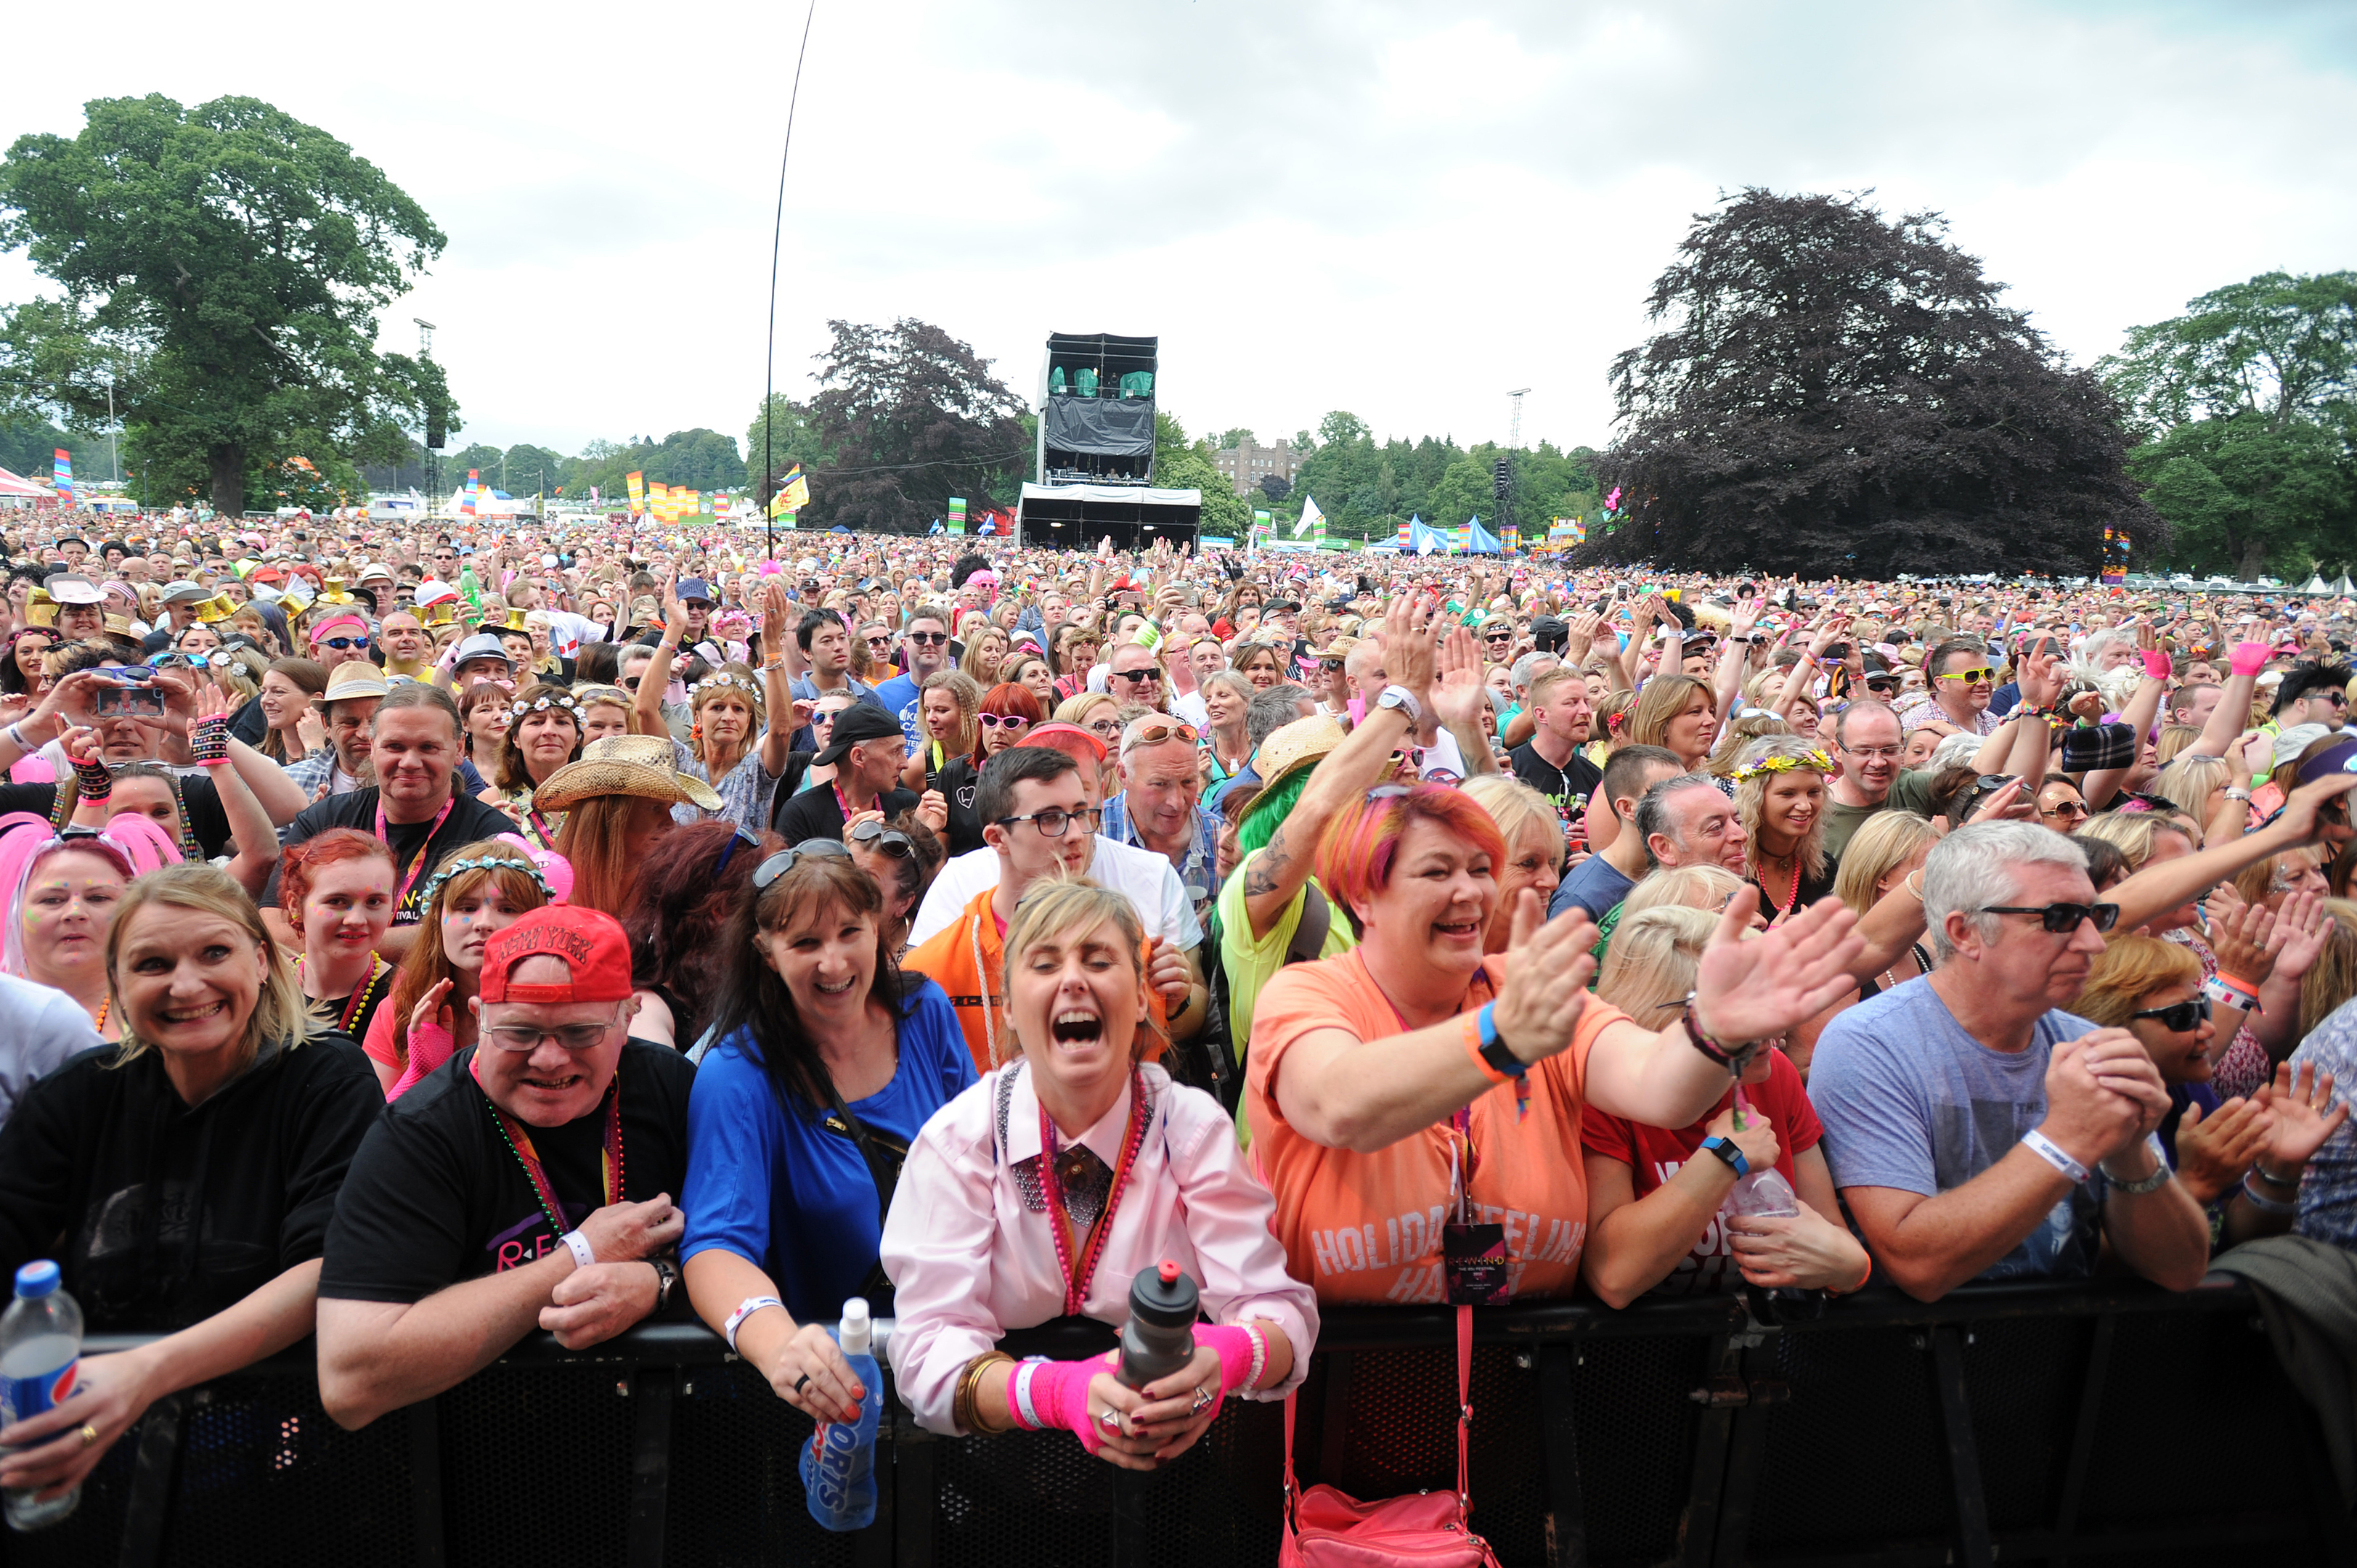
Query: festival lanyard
1372 955 1493 1222
1034 1066 1149 1317
302 955 388 1035
833 779 855 826
471 1051 625 1243
378 794 457 910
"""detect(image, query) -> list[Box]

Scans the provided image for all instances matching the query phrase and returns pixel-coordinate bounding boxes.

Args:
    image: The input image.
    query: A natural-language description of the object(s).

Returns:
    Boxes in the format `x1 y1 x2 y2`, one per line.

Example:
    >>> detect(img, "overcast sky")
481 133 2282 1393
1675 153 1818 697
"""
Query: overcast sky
4 0 2353 466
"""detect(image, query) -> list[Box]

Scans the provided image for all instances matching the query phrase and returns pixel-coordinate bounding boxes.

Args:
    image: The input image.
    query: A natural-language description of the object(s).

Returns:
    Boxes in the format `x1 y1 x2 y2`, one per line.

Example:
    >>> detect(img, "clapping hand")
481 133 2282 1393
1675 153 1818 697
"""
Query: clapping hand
1689 888 1864 1048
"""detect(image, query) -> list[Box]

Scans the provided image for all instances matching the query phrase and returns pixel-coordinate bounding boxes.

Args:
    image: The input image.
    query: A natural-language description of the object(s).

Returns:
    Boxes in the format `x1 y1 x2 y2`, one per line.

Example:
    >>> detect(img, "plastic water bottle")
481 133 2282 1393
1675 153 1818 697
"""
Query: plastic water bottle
1118 1261 1200 1390
1725 1166 1800 1218
801 1297 880 1532
2 1261 84 1532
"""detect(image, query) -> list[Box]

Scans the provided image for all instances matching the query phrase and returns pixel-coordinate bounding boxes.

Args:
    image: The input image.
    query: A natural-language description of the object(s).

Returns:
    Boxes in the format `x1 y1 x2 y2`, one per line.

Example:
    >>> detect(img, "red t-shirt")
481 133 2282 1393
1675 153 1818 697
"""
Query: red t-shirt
1579 1049 1822 1297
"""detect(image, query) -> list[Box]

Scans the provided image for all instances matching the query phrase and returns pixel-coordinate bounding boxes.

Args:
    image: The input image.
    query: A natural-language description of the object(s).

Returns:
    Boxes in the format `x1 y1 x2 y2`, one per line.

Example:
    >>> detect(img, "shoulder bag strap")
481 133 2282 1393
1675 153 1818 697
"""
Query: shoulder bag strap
1455 1302 1474 1514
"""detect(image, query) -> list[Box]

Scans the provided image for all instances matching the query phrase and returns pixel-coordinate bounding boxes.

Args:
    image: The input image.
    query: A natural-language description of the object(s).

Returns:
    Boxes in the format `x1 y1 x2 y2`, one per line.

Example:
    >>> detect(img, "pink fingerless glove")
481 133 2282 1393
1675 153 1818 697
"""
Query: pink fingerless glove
386 1018 456 1102
2231 642 2268 678
2141 649 2170 680
1194 1325 1261 1400
1005 1352 1117 1450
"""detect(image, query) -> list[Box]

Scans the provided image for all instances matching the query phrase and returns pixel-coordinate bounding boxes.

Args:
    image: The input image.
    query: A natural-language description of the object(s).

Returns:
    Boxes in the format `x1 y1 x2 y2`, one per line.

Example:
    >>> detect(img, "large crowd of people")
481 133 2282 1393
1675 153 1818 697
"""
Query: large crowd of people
0 508 2354 1504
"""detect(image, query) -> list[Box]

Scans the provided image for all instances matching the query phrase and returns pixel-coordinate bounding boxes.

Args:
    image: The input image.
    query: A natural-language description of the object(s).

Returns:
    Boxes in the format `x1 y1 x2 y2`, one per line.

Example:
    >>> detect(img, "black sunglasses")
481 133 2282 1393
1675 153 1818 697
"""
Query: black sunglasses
2133 994 2211 1033
848 818 916 858
754 838 855 887
1978 902 2120 934
908 630 948 644
1113 668 1161 683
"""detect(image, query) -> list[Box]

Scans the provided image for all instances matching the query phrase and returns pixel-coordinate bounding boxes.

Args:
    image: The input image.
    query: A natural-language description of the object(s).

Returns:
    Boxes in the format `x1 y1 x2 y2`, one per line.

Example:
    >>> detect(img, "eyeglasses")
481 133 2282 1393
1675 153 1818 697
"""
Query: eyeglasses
753 838 853 888
1087 719 1122 738
865 634 895 647
1124 720 1200 751
715 824 760 874
1112 668 1162 685
316 634 371 652
1935 666 1996 684
620 675 643 691
1842 743 1902 760
2039 798 2091 822
908 630 949 645
996 805 1099 838
2132 995 2211 1033
481 1008 629 1054
1977 902 2120 934
978 712 1032 730
848 818 916 858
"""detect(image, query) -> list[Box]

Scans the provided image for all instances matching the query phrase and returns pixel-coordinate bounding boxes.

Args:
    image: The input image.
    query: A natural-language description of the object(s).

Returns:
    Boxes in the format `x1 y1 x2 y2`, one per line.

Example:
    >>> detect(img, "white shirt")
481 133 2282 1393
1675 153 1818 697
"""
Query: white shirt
1171 690 1210 730
540 610 608 658
909 837 1202 950
0 973 102 1126
881 1061 1318 1434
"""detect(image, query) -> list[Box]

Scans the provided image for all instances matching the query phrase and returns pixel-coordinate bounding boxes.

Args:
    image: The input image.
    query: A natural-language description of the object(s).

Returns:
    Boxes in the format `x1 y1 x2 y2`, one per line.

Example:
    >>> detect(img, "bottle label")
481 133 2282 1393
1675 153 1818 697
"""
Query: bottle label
1 1359 77 1429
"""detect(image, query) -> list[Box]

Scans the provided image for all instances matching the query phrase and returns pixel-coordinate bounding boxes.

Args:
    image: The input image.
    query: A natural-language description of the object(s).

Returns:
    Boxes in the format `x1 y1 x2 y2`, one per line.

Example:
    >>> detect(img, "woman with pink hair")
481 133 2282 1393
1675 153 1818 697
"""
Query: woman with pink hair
0 811 184 1039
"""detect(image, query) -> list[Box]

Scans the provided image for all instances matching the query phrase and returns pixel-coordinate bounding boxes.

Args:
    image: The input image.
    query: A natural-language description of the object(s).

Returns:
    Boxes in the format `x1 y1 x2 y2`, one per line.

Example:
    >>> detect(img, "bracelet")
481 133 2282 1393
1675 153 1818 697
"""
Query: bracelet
2252 1161 2300 1191
1680 992 1759 1073
1826 1254 1875 1296
560 1228 597 1271
722 1294 784 1355
190 714 231 766
2021 1128 2091 1184
2240 1174 2297 1216
1010 1358 1048 1430
953 1350 1017 1436
2221 787 2251 801
72 752 114 803
2 721 26 753
1241 1322 1269 1393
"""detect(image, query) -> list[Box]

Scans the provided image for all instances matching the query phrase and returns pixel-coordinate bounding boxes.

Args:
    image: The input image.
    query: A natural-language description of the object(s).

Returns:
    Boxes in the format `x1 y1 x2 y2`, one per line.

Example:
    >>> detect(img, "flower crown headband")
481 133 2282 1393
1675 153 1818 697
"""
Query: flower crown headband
1730 748 1832 783
417 853 552 912
510 693 581 718
688 671 762 705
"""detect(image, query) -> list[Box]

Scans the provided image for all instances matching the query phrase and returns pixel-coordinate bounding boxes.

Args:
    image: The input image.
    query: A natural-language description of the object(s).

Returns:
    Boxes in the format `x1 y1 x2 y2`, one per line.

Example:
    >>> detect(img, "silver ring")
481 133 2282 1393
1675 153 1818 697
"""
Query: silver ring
1098 1408 1123 1432
1190 1386 1216 1416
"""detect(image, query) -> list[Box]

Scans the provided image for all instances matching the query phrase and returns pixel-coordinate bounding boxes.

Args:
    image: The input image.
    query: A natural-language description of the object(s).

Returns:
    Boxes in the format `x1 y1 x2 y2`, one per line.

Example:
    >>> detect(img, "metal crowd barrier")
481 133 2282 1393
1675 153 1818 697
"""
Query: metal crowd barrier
4 1277 2348 1568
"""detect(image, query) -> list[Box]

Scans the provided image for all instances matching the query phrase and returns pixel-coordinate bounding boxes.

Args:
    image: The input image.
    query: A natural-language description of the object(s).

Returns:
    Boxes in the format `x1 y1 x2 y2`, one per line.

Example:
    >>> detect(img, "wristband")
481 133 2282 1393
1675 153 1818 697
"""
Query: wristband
1194 1323 1261 1402
2204 973 2262 1016
2141 649 2171 679
2240 1174 2296 1215
1011 1359 1049 1430
3 721 26 753
2229 642 2268 678
1463 1003 1524 1082
722 1294 783 1355
190 713 231 766
72 752 114 803
1701 1134 1749 1177
1826 1254 1874 1295
2021 1128 2090 1185
561 1228 596 1271
1242 1321 1269 1393
1681 992 1759 1073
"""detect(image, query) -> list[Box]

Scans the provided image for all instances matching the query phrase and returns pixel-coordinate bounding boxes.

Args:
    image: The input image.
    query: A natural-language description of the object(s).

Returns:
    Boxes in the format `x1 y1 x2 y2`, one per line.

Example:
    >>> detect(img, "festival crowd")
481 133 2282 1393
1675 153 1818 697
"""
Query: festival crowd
0 508 2354 1504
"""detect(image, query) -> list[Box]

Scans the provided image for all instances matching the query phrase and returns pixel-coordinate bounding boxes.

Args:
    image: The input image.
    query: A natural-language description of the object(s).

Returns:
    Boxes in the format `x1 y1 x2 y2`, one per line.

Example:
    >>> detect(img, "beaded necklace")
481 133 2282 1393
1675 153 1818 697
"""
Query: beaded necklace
1034 1066 1150 1317
299 955 390 1036
471 1052 626 1244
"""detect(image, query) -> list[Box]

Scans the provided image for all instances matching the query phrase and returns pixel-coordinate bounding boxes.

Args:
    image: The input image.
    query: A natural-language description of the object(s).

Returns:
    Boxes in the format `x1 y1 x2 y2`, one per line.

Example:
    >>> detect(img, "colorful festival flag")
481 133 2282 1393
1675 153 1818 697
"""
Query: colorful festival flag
626 472 646 516
52 449 73 507
768 463 810 518
948 497 967 536
460 470 480 518
1397 517 1412 549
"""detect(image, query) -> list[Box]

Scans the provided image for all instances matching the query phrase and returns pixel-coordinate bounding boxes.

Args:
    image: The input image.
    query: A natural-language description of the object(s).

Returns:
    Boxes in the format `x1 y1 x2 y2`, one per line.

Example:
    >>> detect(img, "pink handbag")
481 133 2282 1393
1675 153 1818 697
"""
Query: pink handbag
1279 1305 1502 1568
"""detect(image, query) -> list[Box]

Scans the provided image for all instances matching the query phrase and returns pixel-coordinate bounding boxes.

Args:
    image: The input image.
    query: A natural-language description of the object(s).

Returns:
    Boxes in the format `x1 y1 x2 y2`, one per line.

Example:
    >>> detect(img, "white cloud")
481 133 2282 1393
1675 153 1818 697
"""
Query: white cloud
1 0 2349 465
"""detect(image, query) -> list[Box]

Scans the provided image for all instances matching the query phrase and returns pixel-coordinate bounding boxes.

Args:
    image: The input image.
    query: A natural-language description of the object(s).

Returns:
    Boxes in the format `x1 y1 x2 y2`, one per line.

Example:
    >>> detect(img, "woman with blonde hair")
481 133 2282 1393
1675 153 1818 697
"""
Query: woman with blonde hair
902 669 982 795
1199 670 1255 788
1731 738 1835 918
2151 748 2257 849
957 626 1008 685
1232 641 1285 693
2079 934 2344 1247
1581 905 1870 1304
363 837 555 1098
1054 690 1125 750
1627 673 1719 772
572 684 635 745
1704 709 1791 779
0 865 380 1503
883 878 1316 1461
1460 774 1566 953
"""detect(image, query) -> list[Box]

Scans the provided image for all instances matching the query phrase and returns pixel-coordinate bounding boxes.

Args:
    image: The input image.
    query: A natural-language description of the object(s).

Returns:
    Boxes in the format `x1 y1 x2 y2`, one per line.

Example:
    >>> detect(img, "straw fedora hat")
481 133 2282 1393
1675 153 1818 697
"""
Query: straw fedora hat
1253 714 1347 797
531 734 723 813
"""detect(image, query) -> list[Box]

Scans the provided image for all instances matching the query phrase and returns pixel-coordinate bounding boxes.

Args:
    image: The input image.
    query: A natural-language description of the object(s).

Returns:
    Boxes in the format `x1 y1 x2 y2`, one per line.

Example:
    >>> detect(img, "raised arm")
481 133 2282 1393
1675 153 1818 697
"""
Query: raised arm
1710 597 1762 721
1429 626 1499 778
2110 772 2357 933
635 579 685 738
2192 637 2267 763
757 581 801 777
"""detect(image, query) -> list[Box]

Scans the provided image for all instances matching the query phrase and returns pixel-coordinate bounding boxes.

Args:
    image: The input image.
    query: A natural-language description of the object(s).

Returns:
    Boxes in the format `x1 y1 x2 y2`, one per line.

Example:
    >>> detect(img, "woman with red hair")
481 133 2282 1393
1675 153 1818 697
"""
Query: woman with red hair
278 828 399 1042
1245 779 1865 1306
937 682 1045 856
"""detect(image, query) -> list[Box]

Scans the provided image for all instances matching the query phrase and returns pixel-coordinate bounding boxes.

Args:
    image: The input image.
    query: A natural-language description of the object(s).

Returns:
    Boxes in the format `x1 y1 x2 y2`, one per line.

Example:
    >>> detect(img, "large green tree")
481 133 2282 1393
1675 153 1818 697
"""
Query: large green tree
1588 189 2151 576
0 94 452 515
2098 271 2357 578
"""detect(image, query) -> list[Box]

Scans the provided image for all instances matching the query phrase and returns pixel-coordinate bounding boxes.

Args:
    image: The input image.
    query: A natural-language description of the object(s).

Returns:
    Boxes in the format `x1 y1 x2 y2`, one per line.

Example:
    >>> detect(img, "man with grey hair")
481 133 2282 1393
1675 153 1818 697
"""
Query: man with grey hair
1811 821 2207 1302
1635 775 1749 875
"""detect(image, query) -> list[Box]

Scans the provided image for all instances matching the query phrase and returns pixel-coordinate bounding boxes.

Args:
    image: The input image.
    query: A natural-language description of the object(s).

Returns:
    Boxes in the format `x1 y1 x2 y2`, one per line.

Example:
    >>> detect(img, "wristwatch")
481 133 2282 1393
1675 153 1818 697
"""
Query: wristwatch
1700 1135 1749 1177
2100 1134 2173 1196
648 1256 680 1310
1475 1002 1527 1079
1375 685 1422 724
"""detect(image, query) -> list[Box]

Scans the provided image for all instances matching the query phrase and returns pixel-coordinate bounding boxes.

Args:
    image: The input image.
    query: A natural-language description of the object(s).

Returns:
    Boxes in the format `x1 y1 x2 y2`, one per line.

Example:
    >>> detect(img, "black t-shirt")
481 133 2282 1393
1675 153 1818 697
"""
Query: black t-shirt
263 785 518 923
1750 855 1842 919
229 694 272 747
319 1041 694 1304
773 779 919 845
0 1035 382 1332
936 756 985 856
1508 741 1604 838
0 775 237 859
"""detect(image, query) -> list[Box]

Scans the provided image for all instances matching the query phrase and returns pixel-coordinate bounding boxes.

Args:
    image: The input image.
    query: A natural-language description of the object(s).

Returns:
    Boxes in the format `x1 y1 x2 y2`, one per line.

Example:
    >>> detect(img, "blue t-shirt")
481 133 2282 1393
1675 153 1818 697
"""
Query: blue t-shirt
680 978 976 1324
874 674 924 755
1811 976 2107 1282
1550 853 1635 925
2292 998 2357 1252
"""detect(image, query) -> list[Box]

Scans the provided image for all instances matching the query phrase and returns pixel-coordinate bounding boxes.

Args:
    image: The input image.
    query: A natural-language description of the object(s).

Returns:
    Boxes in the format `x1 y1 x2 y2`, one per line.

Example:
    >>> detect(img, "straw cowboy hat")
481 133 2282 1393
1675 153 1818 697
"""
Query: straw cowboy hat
1252 714 1347 798
531 734 723 813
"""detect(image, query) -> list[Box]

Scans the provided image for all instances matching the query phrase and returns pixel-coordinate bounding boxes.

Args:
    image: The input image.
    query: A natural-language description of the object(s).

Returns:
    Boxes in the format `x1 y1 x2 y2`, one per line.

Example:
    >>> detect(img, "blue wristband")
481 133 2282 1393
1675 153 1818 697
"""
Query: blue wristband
1474 1002 1526 1079
1701 1135 1749 1178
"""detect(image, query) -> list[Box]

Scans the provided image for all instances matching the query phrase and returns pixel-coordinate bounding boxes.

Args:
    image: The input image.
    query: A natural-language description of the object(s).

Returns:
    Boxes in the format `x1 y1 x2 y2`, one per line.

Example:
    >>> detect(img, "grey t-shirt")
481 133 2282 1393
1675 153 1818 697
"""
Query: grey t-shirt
0 973 103 1127
1811 975 2106 1282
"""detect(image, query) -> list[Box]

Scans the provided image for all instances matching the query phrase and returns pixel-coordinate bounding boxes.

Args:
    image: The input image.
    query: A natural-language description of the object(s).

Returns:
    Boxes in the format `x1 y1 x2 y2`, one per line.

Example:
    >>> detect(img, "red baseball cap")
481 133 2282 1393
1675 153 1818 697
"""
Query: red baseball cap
479 907 633 1005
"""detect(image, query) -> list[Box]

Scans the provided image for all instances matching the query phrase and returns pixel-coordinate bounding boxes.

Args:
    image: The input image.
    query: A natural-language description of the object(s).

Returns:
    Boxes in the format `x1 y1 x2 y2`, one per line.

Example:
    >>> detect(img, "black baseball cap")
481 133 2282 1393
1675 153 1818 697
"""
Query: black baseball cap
813 703 903 767
1528 615 1567 654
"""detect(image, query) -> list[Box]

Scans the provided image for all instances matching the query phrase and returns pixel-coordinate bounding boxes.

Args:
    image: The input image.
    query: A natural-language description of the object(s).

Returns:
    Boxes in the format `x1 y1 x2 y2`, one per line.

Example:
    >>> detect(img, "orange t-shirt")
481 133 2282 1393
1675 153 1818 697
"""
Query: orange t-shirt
1245 948 1619 1305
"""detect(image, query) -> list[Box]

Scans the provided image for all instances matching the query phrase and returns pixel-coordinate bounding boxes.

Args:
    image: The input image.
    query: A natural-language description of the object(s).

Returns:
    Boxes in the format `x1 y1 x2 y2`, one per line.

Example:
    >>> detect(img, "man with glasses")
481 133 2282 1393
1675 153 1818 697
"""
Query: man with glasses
1820 702 1926 859
2273 663 2350 735
905 746 1200 1071
1107 640 1171 715
874 611 953 754
1811 821 2207 1302
317 906 695 1429
1897 637 2003 738
1103 716 1221 927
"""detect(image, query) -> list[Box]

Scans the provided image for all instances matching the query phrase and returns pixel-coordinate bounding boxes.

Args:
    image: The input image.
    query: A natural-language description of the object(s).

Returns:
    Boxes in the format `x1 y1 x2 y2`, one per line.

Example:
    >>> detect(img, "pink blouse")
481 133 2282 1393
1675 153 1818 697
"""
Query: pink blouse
882 1061 1319 1435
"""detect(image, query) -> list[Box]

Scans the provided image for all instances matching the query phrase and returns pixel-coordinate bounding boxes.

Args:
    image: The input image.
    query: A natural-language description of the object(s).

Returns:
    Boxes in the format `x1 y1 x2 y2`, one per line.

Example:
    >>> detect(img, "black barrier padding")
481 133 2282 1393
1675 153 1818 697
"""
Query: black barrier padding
4 1417 142 1568
167 1374 415 1567
1748 1326 1953 1553
441 1365 632 1567
1961 1313 2088 1530
937 1414 1115 1567
668 1361 853 1568
1565 1334 1714 1564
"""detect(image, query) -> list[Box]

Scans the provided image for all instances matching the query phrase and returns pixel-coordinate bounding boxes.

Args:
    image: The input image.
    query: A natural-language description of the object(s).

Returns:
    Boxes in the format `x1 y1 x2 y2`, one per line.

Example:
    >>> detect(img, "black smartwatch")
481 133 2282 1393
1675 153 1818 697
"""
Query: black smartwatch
647 1256 680 1310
